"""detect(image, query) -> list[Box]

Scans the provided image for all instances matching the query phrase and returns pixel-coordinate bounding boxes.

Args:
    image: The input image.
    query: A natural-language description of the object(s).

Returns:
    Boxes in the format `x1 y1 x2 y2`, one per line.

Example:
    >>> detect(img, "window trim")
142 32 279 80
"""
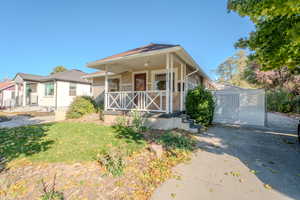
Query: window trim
69 82 77 96
108 76 121 92
44 82 54 97
151 68 178 91
132 71 148 91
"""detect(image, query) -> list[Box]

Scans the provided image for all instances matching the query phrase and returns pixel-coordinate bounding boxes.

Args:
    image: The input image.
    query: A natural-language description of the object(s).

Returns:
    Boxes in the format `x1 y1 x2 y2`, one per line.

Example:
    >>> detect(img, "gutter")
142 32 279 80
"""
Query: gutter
87 46 182 68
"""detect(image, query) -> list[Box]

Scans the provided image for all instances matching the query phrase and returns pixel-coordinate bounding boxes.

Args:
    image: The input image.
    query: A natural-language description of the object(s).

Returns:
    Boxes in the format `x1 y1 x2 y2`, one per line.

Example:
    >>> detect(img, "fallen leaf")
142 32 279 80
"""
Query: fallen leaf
264 184 272 190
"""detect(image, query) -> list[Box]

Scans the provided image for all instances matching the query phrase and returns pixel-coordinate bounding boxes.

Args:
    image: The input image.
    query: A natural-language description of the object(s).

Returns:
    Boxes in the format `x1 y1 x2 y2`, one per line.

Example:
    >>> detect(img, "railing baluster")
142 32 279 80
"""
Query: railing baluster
106 90 167 112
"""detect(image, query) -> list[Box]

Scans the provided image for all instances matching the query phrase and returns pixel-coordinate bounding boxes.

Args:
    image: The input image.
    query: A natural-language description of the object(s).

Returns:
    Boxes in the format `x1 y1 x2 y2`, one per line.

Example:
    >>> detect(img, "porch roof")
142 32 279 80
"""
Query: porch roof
0 81 14 91
86 43 211 81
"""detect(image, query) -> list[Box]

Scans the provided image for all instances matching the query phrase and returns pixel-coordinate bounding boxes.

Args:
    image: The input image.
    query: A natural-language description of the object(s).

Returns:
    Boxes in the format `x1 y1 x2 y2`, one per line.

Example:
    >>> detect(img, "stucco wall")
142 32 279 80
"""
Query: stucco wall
38 82 56 107
0 88 14 107
38 81 91 108
56 81 91 108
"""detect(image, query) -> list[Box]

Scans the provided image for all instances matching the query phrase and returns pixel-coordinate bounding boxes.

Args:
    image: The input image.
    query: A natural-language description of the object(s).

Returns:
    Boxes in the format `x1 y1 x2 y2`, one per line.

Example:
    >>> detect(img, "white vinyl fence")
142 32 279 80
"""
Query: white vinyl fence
212 88 266 126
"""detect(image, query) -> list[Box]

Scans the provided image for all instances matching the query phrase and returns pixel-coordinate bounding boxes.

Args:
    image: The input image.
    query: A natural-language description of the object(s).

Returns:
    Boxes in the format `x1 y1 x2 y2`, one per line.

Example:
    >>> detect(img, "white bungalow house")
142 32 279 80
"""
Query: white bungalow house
0 81 15 109
84 43 213 115
10 69 92 110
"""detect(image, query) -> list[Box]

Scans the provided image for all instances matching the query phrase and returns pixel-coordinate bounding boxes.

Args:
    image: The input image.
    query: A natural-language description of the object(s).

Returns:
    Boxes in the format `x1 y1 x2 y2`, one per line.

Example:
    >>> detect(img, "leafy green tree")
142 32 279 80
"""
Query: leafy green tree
215 50 253 88
51 66 67 75
228 0 300 73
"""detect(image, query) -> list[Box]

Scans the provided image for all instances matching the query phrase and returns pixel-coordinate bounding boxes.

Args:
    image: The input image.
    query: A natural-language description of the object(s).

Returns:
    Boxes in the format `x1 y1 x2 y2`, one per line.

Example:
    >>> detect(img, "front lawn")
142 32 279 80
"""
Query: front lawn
0 121 196 200
0 122 146 164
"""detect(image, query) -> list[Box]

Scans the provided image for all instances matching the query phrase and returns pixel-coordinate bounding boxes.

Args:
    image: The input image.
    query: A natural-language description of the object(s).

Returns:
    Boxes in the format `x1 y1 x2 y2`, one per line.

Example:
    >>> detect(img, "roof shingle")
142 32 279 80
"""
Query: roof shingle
93 43 179 63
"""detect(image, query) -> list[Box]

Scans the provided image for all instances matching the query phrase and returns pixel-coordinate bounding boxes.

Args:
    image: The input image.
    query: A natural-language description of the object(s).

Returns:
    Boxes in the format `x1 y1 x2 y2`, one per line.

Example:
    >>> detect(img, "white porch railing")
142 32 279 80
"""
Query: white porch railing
106 90 167 112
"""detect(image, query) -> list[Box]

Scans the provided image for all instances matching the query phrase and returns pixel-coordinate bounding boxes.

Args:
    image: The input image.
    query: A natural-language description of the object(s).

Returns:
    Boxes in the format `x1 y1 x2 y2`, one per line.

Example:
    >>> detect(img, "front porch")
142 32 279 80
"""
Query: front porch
86 44 210 114
101 53 201 113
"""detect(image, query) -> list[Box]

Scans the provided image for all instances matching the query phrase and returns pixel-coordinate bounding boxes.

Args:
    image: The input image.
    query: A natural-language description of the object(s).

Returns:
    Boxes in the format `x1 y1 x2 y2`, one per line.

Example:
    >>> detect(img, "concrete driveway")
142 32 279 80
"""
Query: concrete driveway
152 125 300 200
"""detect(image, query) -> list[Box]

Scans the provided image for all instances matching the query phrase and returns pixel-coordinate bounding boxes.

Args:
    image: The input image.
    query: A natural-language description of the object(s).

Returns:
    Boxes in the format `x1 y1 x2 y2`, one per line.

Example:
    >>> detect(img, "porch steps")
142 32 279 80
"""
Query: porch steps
179 114 201 133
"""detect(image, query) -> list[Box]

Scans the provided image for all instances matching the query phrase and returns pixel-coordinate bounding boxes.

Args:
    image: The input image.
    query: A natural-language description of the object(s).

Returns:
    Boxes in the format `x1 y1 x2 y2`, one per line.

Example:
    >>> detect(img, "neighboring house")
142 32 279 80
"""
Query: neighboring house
11 69 91 110
0 80 15 109
84 43 213 114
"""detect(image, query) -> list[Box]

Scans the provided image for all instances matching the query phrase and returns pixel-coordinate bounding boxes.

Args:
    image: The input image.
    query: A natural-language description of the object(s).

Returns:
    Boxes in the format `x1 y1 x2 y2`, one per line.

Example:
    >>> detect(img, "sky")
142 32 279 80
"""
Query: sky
0 0 254 80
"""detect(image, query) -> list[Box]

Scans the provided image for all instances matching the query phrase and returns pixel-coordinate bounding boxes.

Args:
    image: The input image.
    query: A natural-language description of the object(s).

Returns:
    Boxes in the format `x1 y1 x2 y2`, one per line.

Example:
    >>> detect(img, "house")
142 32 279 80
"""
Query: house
0 80 15 109
10 69 92 110
84 43 213 114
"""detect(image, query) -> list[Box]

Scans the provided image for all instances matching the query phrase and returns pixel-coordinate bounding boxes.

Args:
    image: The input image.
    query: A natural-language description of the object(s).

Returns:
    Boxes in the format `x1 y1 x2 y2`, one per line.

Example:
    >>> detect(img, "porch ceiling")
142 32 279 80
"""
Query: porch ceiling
95 53 168 73
87 46 211 80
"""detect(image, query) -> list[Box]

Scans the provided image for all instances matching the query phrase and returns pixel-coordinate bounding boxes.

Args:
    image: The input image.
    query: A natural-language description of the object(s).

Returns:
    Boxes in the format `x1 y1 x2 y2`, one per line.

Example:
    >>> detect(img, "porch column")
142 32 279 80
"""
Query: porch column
170 54 174 113
184 64 188 100
166 53 170 114
22 82 26 106
180 63 184 111
104 65 108 111
15 83 18 106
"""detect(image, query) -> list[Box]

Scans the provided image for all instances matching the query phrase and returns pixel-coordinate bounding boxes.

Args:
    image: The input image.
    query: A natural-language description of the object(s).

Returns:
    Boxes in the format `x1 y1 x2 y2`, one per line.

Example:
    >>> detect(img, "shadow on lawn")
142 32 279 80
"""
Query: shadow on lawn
112 124 197 152
112 125 145 145
0 123 55 172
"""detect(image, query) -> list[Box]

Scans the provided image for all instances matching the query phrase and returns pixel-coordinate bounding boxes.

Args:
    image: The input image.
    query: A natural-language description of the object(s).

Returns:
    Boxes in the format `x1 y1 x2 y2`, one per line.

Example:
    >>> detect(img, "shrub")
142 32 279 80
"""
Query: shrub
157 132 196 152
40 175 64 200
266 89 300 113
130 110 147 132
97 147 125 177
186 86 215 126
66 96 97 119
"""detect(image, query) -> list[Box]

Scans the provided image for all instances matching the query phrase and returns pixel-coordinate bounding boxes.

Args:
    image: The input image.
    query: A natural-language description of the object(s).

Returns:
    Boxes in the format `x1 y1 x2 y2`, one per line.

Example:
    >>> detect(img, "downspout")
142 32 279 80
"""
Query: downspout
185 69 199 90
186 69 199 78
55 80 58 111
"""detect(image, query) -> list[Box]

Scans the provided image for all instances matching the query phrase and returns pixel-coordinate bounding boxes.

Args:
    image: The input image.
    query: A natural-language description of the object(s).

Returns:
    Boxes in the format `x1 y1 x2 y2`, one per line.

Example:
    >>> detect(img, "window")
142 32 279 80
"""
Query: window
45 82 54 96
69 83 77 96
11 91 15 99
30 84 37 93
177 82 185 92
153 73 175 91
108 78 120 92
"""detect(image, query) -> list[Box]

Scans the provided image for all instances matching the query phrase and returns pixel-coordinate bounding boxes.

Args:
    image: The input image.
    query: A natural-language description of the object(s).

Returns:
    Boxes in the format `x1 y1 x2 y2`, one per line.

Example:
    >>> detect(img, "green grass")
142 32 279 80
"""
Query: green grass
0 122 146 163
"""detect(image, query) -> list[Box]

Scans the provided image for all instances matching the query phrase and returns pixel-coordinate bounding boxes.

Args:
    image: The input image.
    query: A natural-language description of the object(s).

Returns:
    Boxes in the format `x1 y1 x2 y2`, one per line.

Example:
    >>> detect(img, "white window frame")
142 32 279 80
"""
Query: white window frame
151 68 178 91
69 82 77 96
44 82 54 97
108 75 121 92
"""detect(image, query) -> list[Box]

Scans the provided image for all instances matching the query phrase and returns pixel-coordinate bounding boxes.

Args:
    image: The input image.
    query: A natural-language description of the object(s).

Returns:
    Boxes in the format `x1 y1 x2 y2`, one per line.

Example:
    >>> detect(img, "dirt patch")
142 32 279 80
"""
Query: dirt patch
0 150 159 200
65 113 106 125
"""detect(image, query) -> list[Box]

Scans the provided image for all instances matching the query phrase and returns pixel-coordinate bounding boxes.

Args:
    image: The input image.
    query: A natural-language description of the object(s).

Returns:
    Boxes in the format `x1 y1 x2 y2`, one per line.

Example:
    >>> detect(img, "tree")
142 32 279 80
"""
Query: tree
228 0 300 73
215 50 253 88
51 66 67 75
243 61 300 95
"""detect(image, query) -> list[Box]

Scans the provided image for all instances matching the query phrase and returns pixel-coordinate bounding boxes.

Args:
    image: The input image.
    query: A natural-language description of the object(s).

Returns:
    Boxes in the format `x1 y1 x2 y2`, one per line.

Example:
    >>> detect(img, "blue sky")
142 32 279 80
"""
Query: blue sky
0 0 253 80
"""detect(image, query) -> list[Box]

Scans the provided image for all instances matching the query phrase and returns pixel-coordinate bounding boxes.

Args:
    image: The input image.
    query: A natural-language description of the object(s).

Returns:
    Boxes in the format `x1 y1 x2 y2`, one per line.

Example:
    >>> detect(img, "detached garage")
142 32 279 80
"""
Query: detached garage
212 85 266 127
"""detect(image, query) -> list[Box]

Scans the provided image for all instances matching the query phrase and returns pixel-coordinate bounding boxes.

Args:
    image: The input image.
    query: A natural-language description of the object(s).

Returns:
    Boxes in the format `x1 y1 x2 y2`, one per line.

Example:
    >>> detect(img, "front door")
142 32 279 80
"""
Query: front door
134 73 146 91
134 73 146 107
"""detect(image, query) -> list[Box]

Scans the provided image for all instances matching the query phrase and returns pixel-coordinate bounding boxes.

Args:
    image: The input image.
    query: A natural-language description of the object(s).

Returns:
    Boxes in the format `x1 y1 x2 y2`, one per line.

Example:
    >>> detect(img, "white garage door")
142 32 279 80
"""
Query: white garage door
213 89 266 126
